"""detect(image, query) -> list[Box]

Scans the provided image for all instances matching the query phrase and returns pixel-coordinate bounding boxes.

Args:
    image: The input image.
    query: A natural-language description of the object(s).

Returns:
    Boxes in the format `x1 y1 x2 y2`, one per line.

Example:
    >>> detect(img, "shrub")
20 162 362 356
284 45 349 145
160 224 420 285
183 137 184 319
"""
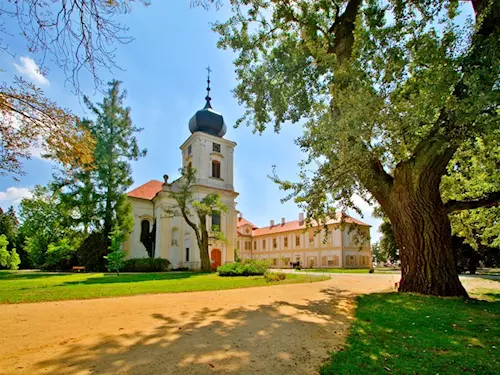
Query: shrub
217 259 270 276
294 265 302 271
369 268 375 273
104 227 127 275
43 239 76 271
0 235 21 270
76 232 108 271
264 271 286 282
123 257 171 272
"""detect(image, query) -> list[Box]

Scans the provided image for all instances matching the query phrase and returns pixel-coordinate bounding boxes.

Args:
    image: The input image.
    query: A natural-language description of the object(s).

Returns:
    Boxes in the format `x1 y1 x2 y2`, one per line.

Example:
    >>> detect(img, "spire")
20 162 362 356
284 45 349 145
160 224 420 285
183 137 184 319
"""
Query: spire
204 65 212 109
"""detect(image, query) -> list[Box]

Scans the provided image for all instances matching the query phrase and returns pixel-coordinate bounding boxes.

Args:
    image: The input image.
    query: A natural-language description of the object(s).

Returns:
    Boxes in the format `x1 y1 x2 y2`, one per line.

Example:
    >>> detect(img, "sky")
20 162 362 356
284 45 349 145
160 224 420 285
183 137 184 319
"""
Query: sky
0 1 381 241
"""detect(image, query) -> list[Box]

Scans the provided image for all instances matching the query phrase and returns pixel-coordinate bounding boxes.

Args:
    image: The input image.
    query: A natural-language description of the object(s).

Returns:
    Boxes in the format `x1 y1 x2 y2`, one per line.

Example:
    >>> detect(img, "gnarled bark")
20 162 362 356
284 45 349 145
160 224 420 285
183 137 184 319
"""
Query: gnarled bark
383 162 468 297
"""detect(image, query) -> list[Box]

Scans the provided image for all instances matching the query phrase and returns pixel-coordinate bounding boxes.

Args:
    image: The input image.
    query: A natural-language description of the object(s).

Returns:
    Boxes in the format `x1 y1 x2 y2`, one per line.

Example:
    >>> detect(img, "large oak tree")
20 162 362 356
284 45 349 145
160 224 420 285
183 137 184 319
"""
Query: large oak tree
215 0 500 296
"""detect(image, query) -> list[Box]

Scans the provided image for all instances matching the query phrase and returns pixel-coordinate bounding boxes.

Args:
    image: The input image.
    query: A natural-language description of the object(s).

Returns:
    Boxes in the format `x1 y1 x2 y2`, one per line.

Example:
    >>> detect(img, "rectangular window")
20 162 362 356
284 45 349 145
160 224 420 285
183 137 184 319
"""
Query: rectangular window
253 241 256 250
272 258 277 266
309 231 315 245
213 143 221 152
273 238 277 249
284 257 290 266
296 235 300 247
245 241 251 250
185 248 190 262
284 237 288 248
211 212 221 231
187 145 192 155
212 161 221 178
262 239 266 249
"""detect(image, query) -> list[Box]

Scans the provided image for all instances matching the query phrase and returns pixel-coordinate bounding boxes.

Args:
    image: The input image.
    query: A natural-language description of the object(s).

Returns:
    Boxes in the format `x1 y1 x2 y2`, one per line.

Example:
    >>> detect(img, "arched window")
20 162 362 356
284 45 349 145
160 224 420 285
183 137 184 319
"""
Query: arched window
188 161 192 169
211 160 221 178
140 219 155 258
212 212 221 231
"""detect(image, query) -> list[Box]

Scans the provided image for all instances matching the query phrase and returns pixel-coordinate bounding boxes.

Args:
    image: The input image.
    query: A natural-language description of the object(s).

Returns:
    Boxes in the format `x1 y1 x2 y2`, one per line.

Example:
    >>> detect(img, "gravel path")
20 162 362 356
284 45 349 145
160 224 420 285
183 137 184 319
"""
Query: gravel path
1 273 494 375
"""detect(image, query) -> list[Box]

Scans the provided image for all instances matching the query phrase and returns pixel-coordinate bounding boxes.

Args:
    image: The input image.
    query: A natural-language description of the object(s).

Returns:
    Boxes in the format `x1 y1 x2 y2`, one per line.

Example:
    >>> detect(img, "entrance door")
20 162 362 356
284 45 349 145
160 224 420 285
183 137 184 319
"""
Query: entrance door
211 249 222 270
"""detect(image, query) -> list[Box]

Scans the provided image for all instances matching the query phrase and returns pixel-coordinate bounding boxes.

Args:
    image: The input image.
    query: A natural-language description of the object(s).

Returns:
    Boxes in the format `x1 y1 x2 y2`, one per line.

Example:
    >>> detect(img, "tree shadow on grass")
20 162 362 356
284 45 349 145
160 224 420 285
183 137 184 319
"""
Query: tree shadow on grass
0 271 73 280
62 272 199 286
321 293 500 375
31 287 355 374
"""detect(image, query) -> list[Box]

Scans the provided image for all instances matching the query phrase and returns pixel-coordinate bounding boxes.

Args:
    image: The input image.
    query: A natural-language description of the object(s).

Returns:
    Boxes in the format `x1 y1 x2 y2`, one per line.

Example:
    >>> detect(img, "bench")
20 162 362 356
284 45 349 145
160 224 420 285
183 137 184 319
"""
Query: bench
72 266 85 272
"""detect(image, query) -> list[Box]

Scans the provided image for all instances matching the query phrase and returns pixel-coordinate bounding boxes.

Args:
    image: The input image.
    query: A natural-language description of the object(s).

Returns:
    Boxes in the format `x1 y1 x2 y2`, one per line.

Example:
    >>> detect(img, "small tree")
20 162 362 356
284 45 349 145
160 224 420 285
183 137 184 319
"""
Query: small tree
104 226 127 276
0 235 20 270
167 167 227 272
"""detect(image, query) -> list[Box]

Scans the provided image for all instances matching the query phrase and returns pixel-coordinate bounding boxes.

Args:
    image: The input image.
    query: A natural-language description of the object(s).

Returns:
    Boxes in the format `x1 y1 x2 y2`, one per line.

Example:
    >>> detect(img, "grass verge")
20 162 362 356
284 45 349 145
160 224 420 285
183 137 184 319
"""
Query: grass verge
0 270 327 304
320 293 500 374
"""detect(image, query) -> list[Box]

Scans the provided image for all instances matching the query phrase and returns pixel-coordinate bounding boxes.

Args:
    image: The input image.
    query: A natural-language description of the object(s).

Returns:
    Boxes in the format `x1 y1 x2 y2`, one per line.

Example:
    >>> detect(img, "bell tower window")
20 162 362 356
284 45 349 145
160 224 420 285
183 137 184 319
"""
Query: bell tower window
212 160 221 178
213 143 221 152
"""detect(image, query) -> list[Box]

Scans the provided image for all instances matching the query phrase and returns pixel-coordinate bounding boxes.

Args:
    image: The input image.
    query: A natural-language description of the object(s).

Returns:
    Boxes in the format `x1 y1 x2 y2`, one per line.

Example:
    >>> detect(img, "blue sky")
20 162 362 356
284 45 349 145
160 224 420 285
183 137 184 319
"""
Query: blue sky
0 1 381 241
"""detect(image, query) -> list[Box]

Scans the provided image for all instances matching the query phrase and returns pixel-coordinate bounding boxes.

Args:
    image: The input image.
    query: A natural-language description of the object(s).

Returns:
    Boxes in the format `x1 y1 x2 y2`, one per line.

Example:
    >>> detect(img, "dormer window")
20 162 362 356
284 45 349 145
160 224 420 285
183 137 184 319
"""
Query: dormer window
212 160 221 178
213 143 221 152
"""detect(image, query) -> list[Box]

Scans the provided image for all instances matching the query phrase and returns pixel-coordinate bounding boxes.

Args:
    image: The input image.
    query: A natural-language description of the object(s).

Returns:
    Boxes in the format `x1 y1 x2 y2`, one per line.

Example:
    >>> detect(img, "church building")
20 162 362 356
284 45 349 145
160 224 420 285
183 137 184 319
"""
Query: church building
124 74 372 270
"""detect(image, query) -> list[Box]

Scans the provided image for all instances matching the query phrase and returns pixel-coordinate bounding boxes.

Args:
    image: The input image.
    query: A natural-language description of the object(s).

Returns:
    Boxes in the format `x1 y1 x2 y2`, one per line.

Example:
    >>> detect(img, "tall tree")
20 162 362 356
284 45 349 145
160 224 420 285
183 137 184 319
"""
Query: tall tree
166 167 227 272
81 80 146 241
215 0 500 296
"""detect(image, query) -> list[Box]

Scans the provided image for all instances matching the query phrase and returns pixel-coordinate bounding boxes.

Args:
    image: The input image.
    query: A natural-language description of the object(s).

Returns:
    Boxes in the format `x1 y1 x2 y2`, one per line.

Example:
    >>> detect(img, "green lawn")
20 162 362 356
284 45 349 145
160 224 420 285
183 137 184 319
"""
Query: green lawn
0 271 327 304
321 292 500 375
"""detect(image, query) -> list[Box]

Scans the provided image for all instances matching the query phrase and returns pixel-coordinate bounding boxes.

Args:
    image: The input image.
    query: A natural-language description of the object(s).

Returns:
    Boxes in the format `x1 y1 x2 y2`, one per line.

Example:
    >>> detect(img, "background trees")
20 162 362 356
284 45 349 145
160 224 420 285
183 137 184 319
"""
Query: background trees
215 0 500 296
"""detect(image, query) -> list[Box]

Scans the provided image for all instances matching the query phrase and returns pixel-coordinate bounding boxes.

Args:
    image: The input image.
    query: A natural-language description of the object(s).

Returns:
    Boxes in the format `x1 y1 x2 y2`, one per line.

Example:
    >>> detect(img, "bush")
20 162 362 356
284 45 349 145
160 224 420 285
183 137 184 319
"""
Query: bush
264 271 286 282
104 226 127 275
123 257 171 272
295 265 302 271
369 268 375 273
217 259 270 276
43 239 76 271
76 232 108 271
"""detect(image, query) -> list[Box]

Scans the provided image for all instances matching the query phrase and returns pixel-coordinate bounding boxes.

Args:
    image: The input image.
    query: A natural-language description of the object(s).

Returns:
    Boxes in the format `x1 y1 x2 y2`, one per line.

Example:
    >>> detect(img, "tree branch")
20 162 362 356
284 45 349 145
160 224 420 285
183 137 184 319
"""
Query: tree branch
446 191 500 213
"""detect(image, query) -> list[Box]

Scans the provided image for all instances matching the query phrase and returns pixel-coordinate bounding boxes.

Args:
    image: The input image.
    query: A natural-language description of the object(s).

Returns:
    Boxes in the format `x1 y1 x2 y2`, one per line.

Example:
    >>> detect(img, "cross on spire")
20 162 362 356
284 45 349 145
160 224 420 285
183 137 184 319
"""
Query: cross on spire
205 65 212 107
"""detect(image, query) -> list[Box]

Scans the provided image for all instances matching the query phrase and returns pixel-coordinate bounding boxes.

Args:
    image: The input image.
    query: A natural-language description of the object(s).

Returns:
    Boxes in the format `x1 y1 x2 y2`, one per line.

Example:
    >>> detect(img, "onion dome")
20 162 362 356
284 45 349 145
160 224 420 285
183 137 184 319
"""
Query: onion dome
188 67 227 137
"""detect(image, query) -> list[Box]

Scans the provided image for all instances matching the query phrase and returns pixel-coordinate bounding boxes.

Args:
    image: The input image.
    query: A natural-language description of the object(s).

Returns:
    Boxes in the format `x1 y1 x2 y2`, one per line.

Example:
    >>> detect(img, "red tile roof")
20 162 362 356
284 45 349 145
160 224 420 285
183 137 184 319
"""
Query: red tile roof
251 214 369 236
127 180 163 200
237 217 258 229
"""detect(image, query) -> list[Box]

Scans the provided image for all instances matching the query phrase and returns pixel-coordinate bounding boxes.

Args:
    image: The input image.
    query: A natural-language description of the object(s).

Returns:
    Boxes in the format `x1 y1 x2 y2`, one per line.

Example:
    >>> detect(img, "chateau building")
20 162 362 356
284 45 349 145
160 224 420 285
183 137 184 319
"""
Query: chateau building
236 214 372 268
124 74 372 269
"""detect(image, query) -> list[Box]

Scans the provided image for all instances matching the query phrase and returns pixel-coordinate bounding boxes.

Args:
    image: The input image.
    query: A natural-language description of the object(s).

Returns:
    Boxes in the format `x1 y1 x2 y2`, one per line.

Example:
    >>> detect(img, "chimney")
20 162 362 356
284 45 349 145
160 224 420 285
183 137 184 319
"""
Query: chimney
270 220 275 227
299 213 304 223
281 217 285 225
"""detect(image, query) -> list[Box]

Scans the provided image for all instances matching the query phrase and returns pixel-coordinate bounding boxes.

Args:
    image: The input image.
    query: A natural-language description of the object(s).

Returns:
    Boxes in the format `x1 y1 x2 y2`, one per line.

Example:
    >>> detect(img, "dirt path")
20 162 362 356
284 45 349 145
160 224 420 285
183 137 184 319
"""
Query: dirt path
0 274 402 375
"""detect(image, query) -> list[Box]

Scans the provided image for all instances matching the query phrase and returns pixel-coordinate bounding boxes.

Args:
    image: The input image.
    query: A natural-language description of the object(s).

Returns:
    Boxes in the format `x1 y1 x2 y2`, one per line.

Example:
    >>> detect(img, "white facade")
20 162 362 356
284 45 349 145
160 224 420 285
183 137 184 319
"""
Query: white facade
124 130 238 270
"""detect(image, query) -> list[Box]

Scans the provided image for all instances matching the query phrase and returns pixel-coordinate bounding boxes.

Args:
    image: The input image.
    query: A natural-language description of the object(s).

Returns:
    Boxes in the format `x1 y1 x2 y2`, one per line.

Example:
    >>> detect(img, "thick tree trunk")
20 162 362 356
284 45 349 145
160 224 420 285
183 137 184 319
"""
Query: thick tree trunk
385 165 468 297
198 216 212 273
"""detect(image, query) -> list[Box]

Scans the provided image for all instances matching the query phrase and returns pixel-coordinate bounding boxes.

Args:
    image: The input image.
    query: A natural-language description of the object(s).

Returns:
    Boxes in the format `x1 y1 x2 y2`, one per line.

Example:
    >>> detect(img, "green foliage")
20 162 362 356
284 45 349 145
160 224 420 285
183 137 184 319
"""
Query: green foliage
44 238 76 271
76 232 108 272
320 293 500 374
0 235 20 270
214 0 500 295
370 242 386 265
264 271 286 282
217 259 270 276
122 258 171 272
7 249 20 270
104 226 127 275
19 185 77 267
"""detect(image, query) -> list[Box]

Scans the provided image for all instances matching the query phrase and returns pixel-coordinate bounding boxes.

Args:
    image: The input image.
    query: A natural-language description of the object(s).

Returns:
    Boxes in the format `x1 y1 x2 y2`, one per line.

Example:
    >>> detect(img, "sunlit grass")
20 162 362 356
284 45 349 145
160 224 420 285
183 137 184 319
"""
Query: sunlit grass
0 270 327 304
321 292 500 374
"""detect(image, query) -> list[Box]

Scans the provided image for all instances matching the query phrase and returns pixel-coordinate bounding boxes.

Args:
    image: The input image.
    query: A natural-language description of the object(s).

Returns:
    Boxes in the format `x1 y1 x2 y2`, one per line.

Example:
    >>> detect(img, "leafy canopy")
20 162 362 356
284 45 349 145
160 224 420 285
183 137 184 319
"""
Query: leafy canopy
214 0 500 219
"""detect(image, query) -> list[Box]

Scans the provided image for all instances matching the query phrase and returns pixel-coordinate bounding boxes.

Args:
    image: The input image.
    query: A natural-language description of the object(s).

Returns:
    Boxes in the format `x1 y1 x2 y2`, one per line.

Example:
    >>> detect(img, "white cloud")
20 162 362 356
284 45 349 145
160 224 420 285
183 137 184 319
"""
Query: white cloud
13 57 49 86
0 187 32 208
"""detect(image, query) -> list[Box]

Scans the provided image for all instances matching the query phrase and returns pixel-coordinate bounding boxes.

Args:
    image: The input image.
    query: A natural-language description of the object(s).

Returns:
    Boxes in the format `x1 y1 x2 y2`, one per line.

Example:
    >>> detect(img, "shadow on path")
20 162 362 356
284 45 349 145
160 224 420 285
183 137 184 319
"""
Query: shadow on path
33 287 354 375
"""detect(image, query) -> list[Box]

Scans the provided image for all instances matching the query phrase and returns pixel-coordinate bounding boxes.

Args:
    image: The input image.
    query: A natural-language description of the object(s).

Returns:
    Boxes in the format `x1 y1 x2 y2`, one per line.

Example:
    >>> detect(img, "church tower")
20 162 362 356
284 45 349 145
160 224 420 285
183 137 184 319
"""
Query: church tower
180 68 236 192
